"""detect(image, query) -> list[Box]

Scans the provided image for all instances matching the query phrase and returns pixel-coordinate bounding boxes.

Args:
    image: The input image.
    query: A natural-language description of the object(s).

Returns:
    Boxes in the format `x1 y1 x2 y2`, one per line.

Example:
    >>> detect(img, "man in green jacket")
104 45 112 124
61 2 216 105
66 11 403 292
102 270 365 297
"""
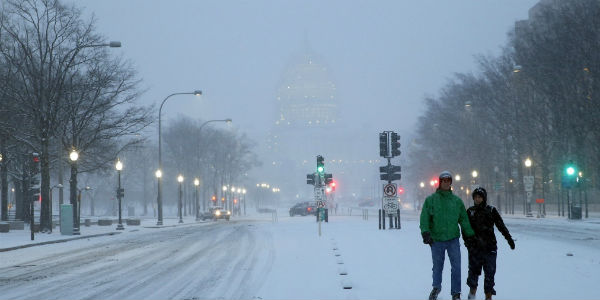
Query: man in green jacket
420 171 476 300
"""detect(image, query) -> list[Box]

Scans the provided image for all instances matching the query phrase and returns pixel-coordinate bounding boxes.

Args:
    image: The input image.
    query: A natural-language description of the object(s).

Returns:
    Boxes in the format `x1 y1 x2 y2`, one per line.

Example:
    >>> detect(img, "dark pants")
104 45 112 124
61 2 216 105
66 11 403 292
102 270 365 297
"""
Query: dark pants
467 249 497 295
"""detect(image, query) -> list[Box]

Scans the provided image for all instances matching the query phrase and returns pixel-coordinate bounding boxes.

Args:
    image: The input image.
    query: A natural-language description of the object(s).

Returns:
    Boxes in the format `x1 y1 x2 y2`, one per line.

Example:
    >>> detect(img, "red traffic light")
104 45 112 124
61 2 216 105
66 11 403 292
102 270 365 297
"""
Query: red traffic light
398 187 404 194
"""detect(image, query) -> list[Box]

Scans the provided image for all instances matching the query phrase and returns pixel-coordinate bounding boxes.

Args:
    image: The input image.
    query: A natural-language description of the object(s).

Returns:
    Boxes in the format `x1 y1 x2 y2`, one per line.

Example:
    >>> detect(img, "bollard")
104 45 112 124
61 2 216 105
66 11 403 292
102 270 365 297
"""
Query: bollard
378 209 382 229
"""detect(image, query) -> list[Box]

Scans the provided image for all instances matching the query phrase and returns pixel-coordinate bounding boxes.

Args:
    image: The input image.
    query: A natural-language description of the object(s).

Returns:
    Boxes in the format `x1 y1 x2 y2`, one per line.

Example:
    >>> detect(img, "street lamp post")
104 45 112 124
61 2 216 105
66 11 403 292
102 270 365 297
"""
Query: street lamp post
69 149 80 235
524 158 533 217
116 159 124 230
194 178 200 221
242 188 247 216
157 90 202 226
222 185 228 210
177 175 184 223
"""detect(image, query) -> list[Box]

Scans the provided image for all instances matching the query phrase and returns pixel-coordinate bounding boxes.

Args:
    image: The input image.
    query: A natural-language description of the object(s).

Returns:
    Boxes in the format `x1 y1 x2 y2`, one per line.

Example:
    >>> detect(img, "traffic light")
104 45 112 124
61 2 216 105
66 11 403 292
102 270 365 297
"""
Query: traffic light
390 132 401 157
316 155 325 174
379 132 389 157
562 161 578 188
398 187 404 194
307 174 315 185
330 181 336 192
211 195 217 202
324 173 333 185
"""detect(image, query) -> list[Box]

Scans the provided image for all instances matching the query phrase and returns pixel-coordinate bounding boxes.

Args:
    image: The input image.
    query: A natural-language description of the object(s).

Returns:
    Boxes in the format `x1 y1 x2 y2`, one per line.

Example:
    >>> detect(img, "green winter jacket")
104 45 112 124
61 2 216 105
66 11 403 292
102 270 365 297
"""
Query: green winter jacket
420 189 475 242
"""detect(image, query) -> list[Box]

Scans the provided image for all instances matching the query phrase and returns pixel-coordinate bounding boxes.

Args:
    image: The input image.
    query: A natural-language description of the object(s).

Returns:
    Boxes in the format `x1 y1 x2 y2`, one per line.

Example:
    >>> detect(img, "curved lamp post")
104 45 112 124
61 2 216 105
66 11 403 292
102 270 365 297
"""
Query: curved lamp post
156 90 202 226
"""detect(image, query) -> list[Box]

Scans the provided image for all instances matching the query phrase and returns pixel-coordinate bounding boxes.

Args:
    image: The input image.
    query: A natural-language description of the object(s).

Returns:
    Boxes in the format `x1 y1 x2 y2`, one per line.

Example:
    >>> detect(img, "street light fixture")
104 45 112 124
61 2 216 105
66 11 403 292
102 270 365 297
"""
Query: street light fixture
157 91 203 226
116 159 124 230
471 170 478 178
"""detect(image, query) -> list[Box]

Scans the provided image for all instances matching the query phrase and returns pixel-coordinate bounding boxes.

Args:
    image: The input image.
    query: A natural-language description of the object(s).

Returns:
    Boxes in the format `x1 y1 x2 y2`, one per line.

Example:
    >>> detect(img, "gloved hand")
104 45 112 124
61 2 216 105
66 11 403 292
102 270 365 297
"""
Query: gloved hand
422 232 433 245
464 235 476 249
507 236 515 250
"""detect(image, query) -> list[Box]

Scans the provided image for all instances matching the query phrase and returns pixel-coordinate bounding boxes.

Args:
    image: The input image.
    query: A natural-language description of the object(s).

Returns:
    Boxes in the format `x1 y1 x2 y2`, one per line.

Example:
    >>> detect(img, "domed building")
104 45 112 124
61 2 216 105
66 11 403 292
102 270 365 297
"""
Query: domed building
275 53 338 128
259 48 382 207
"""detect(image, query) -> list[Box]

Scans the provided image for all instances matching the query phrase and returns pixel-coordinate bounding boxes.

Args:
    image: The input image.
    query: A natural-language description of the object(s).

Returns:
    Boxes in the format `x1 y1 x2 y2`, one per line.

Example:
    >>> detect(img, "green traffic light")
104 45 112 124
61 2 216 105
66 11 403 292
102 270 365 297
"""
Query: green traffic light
566 166 575 176
317 166 324 173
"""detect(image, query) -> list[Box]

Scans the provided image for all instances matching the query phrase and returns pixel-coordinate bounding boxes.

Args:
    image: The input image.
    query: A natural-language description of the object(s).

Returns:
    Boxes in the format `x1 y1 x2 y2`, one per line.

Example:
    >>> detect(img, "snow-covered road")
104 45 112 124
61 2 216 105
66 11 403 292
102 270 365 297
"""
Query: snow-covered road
0 221 274 300
1 211 599 299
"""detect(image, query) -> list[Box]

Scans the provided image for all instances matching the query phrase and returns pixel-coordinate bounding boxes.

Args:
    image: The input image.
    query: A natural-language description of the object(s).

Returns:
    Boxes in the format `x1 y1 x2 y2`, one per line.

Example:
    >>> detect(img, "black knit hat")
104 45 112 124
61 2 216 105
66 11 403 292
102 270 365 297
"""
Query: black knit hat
472 187 487 201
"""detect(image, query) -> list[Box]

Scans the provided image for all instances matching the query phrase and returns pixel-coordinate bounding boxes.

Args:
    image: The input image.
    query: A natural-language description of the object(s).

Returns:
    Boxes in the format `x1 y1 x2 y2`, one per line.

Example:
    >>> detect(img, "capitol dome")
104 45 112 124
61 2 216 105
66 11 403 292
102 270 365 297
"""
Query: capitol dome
275 53 338 127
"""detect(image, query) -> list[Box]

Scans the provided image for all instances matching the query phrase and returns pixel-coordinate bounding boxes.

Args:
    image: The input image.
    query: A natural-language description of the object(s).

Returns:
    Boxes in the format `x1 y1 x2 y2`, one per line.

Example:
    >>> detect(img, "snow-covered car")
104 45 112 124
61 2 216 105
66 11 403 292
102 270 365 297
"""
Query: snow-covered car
201 206 231 221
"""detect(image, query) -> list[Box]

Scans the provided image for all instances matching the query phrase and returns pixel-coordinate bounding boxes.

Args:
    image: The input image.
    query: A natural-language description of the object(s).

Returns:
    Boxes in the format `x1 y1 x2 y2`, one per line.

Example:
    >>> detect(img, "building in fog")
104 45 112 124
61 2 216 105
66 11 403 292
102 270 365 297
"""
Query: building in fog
256 47 383 208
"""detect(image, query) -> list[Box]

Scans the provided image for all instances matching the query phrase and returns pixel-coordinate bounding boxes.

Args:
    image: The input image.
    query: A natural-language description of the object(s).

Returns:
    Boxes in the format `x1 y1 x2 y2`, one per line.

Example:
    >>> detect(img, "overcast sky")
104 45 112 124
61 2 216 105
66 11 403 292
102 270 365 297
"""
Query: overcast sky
72 0 537 142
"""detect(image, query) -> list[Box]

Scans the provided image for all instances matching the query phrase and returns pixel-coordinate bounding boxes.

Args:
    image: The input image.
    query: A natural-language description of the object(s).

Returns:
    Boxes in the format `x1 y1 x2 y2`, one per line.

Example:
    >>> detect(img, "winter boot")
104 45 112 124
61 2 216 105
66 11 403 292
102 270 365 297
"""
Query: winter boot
485 292 492 300
428 287 441 300
468 287 477 299
452 293 461 300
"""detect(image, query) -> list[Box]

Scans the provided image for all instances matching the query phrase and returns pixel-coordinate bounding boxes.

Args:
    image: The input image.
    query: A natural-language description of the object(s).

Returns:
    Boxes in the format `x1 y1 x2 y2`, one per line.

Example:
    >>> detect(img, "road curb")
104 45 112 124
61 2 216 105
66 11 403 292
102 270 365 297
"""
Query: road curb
0 232 122 252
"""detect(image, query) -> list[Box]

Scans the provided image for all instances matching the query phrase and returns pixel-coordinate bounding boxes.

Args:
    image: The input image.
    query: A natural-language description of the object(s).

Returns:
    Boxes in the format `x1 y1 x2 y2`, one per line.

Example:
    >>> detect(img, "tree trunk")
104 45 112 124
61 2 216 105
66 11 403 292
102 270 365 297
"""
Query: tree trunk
1 139 8 221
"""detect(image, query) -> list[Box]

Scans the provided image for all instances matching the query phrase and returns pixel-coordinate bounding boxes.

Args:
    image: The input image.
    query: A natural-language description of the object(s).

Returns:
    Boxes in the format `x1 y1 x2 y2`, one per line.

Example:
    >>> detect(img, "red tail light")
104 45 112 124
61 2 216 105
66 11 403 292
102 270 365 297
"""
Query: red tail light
307 207 312 212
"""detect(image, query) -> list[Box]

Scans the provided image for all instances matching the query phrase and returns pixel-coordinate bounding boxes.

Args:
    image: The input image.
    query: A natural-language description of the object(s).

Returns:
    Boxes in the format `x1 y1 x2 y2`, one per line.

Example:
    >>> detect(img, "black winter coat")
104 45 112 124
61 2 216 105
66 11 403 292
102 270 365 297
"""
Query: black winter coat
466 202 512 252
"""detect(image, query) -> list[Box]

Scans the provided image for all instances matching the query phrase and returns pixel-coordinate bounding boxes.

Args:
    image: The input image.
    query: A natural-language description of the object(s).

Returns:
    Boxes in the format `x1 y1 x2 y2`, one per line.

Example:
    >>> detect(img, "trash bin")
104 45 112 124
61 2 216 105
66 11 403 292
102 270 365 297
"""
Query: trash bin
570 205 582 220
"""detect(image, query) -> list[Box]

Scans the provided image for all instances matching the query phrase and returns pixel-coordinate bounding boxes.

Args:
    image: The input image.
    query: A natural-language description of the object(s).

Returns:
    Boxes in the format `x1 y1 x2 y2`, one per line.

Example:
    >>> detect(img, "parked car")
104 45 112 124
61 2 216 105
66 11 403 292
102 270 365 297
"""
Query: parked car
201 206 231 221
289 202 317 216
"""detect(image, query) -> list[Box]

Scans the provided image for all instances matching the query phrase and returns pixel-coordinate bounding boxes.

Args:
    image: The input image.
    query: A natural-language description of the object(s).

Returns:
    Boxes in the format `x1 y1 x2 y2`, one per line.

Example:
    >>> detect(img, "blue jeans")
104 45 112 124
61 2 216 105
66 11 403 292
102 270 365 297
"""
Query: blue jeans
430 237 461 295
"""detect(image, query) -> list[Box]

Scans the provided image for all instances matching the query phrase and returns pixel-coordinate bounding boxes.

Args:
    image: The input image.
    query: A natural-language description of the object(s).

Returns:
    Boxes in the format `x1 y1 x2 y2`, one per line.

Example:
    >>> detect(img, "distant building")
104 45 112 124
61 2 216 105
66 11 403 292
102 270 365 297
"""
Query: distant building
257 47 382 207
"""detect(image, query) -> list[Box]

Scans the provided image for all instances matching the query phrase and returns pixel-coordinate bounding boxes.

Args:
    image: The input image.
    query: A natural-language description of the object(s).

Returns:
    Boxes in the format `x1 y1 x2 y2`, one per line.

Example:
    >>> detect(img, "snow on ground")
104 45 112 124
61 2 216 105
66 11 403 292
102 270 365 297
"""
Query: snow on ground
1 210 599 299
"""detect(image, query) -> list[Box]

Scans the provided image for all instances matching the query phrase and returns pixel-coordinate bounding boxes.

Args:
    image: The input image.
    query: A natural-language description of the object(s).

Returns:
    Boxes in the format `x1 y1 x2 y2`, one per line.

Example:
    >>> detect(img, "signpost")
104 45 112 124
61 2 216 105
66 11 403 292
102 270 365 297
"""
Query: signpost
378 131 402 230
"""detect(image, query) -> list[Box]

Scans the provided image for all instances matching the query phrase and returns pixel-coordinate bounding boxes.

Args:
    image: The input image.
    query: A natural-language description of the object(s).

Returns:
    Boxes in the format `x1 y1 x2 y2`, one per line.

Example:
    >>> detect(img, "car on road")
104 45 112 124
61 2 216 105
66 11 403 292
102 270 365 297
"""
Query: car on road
289 202 317 216
201 206 231 221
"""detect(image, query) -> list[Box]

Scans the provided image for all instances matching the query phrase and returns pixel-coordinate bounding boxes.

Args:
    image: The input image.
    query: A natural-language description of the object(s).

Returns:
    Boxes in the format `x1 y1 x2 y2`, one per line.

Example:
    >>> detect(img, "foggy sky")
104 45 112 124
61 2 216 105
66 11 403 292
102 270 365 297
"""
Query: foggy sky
72 1 537 138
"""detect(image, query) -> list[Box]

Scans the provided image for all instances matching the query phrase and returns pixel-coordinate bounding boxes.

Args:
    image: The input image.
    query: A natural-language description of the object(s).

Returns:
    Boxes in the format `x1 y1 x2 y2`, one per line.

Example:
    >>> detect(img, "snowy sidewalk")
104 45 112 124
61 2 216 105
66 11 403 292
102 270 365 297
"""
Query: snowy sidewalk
0 216 206 251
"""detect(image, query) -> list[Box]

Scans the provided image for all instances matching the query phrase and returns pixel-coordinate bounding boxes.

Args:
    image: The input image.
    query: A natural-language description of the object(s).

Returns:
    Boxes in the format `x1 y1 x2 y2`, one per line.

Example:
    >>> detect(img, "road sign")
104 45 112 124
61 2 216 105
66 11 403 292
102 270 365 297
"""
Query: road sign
493 183 504 191
523 176 534 192
383 196 398 213
317 200 326 208
383 183 397 197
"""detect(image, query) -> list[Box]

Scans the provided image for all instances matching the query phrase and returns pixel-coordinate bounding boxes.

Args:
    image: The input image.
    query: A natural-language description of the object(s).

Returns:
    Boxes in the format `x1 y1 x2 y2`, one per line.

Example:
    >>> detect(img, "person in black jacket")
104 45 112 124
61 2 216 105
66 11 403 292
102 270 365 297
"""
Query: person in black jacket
465 187 515 300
